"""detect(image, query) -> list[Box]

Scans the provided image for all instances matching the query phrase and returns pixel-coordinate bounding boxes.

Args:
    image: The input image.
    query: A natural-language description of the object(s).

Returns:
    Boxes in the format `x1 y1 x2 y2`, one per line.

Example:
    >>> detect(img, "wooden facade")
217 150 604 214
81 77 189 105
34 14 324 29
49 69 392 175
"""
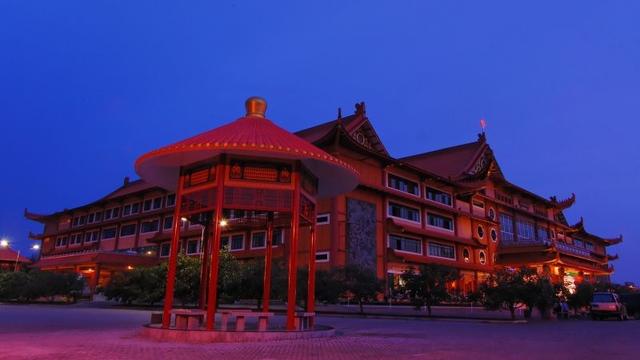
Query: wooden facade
26 101 621 299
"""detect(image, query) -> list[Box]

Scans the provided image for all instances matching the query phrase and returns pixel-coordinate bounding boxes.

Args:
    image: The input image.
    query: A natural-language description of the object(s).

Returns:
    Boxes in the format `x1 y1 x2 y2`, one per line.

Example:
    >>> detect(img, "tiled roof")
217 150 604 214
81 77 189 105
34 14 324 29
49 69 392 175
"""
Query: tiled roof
294 114 359 143
0 248 31 263
399 140 485 179
136 112 359 198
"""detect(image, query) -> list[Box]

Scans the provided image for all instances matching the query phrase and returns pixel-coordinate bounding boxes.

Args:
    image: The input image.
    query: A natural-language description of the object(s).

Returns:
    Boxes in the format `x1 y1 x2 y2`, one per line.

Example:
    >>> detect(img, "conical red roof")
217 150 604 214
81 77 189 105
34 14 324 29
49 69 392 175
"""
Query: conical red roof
135 98 359 197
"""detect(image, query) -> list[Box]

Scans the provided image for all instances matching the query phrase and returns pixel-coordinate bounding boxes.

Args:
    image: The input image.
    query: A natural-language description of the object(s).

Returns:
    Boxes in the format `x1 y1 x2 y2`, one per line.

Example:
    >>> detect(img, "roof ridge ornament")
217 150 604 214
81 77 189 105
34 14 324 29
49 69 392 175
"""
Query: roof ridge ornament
245 96 267 118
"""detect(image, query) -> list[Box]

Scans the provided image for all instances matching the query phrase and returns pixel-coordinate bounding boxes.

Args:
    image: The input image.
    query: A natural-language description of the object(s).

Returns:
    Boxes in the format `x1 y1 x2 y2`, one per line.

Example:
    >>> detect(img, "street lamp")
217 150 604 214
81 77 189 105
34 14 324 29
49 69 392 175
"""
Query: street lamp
0 239 8 248
32 244 40 250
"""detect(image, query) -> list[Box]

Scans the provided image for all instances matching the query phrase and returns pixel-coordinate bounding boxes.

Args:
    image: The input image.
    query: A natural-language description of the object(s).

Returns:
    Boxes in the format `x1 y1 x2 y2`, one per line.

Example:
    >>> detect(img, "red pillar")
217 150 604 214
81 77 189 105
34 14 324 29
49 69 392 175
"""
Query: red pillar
286 167 301 331
262 213 274 312
206 160 226 330
162 171 185 329
307 223 317 314
199 222 211 309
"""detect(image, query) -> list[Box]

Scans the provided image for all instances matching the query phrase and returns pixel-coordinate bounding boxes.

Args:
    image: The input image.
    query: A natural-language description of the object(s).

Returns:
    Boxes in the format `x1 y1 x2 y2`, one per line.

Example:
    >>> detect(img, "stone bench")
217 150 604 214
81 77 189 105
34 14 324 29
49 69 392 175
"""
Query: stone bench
294 312 315 330
219 310 274 331
171 309 206 330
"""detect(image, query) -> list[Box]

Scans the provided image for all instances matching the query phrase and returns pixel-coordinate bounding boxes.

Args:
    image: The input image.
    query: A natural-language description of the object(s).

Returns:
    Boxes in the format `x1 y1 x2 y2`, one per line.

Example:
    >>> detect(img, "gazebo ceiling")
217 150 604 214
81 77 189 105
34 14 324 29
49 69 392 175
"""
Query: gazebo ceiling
135 97 359 198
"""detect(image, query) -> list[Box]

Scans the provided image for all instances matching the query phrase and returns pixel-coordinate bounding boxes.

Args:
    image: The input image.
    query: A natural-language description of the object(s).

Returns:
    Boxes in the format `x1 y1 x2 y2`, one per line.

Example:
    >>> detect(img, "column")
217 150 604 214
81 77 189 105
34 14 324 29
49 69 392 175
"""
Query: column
307 222 317 318
206 160 226 330
286 166 301 331
262 212 274 312
161 171 185 329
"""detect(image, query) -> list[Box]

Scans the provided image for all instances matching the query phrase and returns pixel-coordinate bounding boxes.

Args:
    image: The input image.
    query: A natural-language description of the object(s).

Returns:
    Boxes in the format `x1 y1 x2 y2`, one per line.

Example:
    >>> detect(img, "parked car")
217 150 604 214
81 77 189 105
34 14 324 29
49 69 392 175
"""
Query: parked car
590 292 628 320
620 293 640 319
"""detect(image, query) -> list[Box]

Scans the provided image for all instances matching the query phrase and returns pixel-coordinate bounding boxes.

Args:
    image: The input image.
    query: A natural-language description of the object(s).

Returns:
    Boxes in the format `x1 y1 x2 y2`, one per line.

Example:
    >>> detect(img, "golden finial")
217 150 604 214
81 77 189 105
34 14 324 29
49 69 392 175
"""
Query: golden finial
245 96 267 117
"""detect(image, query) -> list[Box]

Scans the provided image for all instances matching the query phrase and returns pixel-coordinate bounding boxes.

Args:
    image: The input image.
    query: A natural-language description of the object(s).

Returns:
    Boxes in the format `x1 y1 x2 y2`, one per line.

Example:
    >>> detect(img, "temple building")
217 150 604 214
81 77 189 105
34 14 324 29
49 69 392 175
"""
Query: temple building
25 101 621 297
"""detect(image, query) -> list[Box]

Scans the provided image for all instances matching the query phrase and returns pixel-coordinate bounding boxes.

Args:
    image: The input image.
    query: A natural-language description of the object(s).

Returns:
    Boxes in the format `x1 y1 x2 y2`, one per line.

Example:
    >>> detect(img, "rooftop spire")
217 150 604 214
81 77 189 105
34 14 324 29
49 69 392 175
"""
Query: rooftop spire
245 96 267 118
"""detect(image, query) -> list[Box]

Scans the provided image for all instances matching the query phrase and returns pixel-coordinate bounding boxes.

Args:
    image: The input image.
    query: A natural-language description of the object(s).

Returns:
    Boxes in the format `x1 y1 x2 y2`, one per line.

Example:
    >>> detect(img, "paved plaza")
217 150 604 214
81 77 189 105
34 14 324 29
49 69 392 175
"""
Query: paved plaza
0 304 638 360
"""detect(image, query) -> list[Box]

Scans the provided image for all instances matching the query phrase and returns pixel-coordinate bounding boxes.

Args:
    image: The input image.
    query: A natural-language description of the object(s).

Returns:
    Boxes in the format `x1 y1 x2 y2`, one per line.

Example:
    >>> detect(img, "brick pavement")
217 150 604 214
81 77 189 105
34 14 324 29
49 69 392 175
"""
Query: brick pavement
0 304 638 360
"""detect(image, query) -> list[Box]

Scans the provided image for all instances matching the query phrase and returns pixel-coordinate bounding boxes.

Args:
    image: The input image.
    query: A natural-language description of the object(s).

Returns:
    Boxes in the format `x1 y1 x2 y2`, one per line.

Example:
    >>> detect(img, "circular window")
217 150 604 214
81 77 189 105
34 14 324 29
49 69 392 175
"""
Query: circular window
488 208 496 221
479 251 487 265
490 228 498 242
477 225 485 239
463 248 470 263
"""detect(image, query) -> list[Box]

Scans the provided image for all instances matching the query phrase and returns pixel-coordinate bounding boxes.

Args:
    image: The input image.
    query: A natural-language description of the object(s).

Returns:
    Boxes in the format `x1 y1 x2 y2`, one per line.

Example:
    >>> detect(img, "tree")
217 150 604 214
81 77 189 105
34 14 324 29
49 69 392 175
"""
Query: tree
534 276 560 319
342 264 383 313
567 282 594 315
400 264 459 316
315 268 345 304
480 268 527 320
174 254 201 306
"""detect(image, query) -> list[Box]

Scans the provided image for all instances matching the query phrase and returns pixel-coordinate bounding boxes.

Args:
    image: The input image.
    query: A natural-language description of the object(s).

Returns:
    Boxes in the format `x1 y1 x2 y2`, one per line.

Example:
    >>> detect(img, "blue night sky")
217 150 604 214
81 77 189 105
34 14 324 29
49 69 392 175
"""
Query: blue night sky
1 1 638 283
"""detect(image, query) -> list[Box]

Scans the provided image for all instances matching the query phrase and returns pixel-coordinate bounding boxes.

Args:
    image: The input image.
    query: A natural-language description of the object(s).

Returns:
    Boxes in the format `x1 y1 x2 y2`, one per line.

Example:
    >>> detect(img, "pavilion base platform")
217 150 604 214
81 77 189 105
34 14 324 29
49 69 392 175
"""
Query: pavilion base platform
139 324 335 343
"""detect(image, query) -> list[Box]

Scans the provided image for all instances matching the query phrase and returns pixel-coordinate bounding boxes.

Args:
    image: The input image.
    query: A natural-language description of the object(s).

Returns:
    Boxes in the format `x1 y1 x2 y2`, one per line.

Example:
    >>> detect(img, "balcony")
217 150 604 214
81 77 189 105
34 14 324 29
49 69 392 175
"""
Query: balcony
499 238 551 248
555 242 593 259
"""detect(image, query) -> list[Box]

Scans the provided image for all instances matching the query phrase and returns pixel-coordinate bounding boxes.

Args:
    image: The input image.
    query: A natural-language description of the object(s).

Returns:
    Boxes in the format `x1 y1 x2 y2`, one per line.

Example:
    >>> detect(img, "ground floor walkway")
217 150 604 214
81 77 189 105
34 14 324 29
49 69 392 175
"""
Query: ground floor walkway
0 304 638 359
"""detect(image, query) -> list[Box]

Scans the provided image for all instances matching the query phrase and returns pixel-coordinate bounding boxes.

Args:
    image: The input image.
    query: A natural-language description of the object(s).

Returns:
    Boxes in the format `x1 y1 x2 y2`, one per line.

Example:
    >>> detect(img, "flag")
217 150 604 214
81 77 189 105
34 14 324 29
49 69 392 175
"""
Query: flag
480 118 487 131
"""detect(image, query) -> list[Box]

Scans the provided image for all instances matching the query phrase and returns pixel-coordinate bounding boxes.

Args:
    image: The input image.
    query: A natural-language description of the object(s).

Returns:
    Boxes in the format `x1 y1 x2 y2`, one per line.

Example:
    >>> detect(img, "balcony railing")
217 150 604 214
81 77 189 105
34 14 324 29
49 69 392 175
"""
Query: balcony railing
499 239 551 247
555 242 592 258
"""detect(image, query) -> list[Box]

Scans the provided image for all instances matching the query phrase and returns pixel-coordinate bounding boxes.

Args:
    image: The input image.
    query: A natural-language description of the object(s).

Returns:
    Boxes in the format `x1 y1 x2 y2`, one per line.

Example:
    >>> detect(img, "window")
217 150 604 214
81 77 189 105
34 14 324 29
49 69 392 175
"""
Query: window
123 203 140 217
70 233 83 245
428 242 455 259
186 239 200 254
251 231 266 249
488 208 496 221
537 227 549 242
499 213 514 242
315 251 330 263
477 225 485 239
104 208 119 221
141 219 160 234
463 248 470 262
573 239 584 248
388 202 421 223
516 220 534 241
272 229 284 246
94 211 103 222
479 251 487 265
427 213 454 231
79 216 86 226
120 224 137 237
72 217 80 227
387 174 420 196
55 236 68 247
425 187 452 206
163 216 174 230
316 213 330 225
84 230 100 243
221 234 244 251
160 243 171 257
585 242 594 251
490 228 498 242
166 194 176 207
102 227 117 239
143 197 163 212
472 201 485 209
388 234 422 254
87 213 95 224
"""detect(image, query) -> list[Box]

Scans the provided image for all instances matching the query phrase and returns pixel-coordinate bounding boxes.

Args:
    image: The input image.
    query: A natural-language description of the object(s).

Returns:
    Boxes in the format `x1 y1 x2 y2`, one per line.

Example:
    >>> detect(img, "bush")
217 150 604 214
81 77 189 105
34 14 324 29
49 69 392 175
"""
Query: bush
0 270 84 303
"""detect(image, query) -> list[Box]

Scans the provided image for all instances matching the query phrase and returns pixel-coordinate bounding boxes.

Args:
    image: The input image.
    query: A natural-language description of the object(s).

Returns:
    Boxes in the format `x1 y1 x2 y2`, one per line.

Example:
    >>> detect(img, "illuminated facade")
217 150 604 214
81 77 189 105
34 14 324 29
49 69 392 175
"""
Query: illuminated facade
26 101 621 297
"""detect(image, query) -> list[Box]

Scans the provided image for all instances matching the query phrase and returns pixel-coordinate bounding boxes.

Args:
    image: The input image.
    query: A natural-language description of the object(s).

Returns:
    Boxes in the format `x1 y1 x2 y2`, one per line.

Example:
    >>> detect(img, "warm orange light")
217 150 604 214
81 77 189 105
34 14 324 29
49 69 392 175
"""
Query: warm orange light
0 239 8 247
127 265 134 270
219 219 228 227
146 251 153 255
